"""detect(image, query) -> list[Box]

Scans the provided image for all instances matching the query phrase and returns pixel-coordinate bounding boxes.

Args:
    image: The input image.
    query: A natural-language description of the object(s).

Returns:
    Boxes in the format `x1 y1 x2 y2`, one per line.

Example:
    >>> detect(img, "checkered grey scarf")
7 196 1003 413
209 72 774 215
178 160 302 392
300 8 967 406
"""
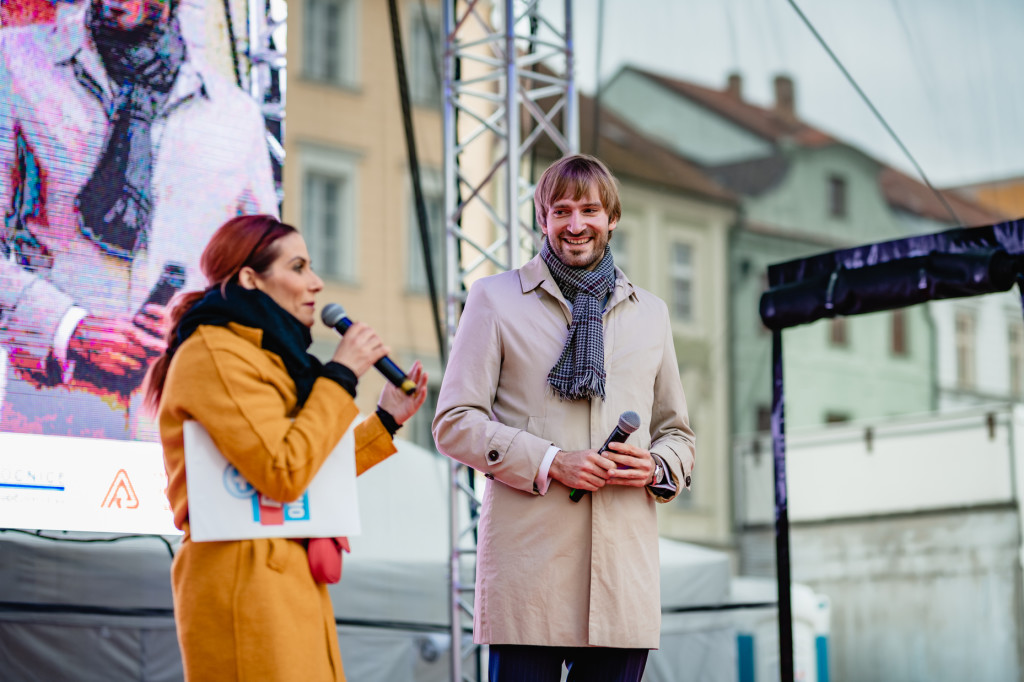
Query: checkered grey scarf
541 238 617 401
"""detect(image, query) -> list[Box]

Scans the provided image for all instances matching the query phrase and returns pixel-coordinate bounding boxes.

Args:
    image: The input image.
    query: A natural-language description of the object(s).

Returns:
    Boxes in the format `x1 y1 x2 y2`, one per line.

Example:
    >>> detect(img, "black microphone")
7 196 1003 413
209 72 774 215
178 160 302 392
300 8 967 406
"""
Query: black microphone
569 410 642 503
321 303 417 395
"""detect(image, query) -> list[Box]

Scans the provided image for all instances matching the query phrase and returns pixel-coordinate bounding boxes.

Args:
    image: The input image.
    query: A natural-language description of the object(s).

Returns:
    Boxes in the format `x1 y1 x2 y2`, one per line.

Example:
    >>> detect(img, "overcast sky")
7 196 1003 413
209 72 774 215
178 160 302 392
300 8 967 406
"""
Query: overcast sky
545 0 1024 188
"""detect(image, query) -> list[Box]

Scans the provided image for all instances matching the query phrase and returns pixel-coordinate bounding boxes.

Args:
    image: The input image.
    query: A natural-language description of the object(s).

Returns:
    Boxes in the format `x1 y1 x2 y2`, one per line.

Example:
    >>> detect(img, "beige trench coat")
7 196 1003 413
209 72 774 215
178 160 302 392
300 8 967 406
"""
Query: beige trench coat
433 255 696 649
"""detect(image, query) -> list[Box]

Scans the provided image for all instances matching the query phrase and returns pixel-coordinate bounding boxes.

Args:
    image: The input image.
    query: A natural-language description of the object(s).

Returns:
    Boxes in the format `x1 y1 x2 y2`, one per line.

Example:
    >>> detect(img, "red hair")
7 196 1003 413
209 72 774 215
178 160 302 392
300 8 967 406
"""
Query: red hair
143 215 297 412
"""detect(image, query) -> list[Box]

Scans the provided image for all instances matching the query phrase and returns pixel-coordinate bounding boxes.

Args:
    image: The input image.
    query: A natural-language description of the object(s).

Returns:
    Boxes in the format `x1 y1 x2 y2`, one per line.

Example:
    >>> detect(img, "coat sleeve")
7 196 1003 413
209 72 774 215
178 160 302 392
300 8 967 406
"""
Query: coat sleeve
648 305 696 502
432 278 550 494
169 328 395 503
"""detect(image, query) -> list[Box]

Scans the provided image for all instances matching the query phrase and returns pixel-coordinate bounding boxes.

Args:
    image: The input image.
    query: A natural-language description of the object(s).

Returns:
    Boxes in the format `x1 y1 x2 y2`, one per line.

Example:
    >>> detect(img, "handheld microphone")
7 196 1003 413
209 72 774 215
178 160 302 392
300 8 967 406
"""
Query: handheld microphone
321 303 417 395
569 410 642 503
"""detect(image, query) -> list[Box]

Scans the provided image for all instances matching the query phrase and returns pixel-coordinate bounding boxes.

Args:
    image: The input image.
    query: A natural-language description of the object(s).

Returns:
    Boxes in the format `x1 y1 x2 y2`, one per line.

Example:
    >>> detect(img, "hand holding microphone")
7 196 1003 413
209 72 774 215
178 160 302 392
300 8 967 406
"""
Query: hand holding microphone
322 303 417 395
569 410 641 503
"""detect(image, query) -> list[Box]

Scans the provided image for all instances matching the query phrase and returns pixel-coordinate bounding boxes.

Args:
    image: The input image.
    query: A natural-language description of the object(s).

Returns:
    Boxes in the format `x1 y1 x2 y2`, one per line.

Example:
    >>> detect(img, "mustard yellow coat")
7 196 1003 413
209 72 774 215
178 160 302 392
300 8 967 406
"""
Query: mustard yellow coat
159 322 397 681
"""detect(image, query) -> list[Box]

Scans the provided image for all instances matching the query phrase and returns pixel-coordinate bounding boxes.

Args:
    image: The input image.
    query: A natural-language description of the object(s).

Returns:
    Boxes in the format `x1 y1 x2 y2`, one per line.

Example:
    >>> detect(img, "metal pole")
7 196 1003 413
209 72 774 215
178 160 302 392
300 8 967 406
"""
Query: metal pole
771 328 795 682
504 0 520 270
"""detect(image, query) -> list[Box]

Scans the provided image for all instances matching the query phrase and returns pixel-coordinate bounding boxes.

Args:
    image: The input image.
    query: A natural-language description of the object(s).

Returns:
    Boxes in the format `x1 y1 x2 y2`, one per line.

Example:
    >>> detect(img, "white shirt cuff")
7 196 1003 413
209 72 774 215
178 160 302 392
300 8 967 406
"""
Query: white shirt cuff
535 445 560 495
53 306 88 383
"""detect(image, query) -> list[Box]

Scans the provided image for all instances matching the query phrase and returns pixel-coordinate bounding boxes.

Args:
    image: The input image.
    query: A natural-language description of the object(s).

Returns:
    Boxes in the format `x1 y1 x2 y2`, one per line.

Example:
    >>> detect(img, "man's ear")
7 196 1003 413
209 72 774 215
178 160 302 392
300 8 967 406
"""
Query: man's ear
608 218 618 232
237 266 260 290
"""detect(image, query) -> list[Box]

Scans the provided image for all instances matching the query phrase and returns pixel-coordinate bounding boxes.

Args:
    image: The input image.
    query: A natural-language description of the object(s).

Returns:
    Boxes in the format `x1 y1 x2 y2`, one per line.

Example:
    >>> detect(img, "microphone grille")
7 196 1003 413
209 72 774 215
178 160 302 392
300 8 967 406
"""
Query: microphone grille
321 303 347 328
618 410 641 434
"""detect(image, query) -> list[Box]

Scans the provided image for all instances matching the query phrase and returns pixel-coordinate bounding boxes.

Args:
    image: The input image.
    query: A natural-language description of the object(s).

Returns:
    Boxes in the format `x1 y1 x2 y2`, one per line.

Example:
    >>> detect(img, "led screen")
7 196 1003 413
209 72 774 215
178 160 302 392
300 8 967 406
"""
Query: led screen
0 0 278 531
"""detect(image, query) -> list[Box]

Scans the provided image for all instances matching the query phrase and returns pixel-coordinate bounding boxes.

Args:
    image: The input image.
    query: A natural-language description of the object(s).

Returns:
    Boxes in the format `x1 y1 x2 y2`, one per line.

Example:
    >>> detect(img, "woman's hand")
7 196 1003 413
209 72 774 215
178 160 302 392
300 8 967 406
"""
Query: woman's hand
378 360 428 425
330 321 388 377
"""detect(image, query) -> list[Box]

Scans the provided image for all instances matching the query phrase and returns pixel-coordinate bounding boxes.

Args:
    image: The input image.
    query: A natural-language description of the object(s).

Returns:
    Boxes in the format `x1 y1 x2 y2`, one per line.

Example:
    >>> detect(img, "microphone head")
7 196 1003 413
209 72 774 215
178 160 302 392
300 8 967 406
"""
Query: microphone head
321 303 347 328
618 410 641 434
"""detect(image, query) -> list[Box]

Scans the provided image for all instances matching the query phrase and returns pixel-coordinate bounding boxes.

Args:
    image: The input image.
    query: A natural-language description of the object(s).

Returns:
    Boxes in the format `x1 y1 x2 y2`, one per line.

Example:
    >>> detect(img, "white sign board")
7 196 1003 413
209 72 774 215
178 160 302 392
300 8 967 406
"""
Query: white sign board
183 420 361 542
0 432 178 535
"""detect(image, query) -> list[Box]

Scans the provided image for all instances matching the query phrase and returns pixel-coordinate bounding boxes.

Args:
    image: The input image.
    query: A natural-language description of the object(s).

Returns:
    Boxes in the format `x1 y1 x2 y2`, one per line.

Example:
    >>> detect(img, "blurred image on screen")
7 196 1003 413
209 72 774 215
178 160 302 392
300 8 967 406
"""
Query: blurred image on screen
0 0 278 442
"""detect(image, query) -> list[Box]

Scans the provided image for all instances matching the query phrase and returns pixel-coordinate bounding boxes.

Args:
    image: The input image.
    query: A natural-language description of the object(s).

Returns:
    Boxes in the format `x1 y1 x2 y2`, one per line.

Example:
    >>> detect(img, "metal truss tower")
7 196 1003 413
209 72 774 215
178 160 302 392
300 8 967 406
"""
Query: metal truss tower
246 0 287 201
441 1 577 679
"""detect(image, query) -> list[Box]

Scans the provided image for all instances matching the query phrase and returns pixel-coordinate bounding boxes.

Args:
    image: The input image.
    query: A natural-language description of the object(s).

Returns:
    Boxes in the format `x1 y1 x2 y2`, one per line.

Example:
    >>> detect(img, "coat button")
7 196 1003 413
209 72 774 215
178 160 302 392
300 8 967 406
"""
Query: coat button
485 473 495 480
685 475 692 487
487 450 499 462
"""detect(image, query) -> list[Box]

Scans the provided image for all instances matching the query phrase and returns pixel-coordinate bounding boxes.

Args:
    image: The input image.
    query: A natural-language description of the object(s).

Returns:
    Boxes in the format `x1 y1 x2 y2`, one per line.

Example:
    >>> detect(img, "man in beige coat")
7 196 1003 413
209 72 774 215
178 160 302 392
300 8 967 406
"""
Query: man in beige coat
433 154 696 681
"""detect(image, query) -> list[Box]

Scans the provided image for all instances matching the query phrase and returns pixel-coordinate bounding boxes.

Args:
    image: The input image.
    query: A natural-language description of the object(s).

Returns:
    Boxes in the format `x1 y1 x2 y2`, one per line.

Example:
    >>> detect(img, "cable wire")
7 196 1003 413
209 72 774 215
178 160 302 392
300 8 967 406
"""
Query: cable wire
785 0 962 226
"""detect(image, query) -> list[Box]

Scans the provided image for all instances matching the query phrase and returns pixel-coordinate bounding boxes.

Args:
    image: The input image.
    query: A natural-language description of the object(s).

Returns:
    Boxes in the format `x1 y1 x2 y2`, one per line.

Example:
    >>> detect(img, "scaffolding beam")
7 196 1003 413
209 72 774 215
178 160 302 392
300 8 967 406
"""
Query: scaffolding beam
442 1 577 680
246 0 287 202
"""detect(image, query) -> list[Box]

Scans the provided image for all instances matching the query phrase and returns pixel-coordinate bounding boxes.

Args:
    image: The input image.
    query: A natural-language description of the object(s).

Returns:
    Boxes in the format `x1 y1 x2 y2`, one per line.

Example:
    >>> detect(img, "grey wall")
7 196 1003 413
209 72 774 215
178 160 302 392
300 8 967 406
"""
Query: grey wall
742 507 1022 681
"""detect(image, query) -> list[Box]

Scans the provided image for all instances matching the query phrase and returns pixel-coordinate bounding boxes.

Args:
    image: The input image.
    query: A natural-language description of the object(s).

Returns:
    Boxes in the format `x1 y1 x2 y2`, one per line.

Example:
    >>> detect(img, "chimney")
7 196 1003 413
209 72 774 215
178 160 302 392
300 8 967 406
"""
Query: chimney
726 72 743 100
773 74 796 121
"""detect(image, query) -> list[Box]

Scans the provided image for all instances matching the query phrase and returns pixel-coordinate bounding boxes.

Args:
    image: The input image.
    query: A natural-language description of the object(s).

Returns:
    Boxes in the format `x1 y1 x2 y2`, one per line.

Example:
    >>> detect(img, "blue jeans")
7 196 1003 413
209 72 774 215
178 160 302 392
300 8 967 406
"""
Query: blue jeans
488 644 649 682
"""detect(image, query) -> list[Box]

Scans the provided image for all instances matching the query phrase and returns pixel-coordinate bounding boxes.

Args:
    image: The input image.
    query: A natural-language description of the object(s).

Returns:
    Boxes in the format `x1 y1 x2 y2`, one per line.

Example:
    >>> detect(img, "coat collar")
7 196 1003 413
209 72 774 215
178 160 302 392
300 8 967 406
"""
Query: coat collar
519 253 637 311
226 321 264 348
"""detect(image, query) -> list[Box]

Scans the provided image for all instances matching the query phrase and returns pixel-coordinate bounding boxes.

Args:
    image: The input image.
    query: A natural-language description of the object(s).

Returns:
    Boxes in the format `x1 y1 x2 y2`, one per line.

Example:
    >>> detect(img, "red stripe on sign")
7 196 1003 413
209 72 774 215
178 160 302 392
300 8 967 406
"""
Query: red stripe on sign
258 495 285 525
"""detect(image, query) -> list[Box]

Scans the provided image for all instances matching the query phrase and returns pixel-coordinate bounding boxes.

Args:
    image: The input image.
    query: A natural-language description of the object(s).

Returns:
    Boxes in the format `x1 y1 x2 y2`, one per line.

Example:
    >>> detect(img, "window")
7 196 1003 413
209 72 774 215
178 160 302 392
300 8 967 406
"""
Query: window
669 241 694 322
891 309 908 357
303 0 358 87
407 178 445 293
300 144 359 283
829 317 848 347
955 309 976 389
609 227 629 275
1010 321 1024 398
828 174 847 218
408 3 441 107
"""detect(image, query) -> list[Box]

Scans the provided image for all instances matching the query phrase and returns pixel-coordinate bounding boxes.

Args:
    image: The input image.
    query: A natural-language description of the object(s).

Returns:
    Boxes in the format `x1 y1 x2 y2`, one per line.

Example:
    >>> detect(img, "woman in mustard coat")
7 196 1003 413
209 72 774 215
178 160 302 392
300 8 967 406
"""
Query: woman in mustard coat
144 214 428 681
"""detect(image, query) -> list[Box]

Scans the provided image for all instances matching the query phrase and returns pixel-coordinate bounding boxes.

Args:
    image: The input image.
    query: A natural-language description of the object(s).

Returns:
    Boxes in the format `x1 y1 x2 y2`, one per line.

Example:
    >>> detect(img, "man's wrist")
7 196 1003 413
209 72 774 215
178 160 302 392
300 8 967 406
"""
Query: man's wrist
649 460 663 486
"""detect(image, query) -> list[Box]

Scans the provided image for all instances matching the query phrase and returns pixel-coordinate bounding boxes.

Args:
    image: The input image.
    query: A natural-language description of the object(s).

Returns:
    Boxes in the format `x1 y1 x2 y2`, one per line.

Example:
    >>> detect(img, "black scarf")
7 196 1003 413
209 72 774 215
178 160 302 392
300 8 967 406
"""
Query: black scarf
176 284 324 407
541 239 617 401
77 4 187 260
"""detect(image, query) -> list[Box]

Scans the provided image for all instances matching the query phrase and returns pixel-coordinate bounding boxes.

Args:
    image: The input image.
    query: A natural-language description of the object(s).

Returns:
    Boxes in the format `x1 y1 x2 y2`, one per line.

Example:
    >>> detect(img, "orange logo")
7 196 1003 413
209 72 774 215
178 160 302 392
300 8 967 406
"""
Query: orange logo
102 469 140 509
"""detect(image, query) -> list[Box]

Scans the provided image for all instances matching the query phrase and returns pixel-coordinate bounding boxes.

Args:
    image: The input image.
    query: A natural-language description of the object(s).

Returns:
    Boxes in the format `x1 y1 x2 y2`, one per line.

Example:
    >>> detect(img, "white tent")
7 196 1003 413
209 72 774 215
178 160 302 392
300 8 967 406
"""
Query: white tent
0 439 738 681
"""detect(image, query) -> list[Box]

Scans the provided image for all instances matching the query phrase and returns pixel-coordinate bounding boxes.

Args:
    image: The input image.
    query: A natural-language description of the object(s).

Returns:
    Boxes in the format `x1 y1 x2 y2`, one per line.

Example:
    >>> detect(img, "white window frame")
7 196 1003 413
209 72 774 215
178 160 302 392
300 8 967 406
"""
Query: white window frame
302 0 360 88
668 238 696 324
299 143 361 284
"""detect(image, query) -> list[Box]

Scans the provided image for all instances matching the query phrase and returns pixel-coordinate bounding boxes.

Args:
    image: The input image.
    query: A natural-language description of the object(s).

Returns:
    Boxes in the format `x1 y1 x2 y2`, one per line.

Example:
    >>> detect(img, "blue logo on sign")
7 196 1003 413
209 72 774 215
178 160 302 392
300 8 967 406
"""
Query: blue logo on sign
223 465 255 498
222 464 310 524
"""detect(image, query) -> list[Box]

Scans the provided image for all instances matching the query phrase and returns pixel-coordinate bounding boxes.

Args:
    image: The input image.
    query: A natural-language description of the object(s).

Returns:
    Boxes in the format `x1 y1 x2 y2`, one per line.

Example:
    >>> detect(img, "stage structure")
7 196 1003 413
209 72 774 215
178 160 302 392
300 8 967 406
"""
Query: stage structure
442 1 578 679
759 217 1024 682
246 0 286 199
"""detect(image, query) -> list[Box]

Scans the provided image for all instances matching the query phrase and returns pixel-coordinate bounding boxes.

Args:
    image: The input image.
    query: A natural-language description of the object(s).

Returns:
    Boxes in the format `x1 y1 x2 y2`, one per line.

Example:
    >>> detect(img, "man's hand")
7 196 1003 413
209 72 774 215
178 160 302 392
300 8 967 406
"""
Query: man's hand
69 310 166 377
604 442 656 487
549 449 616 492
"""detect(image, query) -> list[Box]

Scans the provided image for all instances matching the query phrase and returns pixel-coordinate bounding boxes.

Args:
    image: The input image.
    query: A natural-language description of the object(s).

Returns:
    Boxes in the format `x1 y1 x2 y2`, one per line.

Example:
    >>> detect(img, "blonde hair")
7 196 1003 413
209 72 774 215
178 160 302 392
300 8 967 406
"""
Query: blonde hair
534 154 621 228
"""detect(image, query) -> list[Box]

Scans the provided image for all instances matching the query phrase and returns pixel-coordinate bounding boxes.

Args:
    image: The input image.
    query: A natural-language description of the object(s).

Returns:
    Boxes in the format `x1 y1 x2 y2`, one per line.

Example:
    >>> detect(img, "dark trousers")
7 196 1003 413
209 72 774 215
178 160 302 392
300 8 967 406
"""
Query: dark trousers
488 644 649 682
